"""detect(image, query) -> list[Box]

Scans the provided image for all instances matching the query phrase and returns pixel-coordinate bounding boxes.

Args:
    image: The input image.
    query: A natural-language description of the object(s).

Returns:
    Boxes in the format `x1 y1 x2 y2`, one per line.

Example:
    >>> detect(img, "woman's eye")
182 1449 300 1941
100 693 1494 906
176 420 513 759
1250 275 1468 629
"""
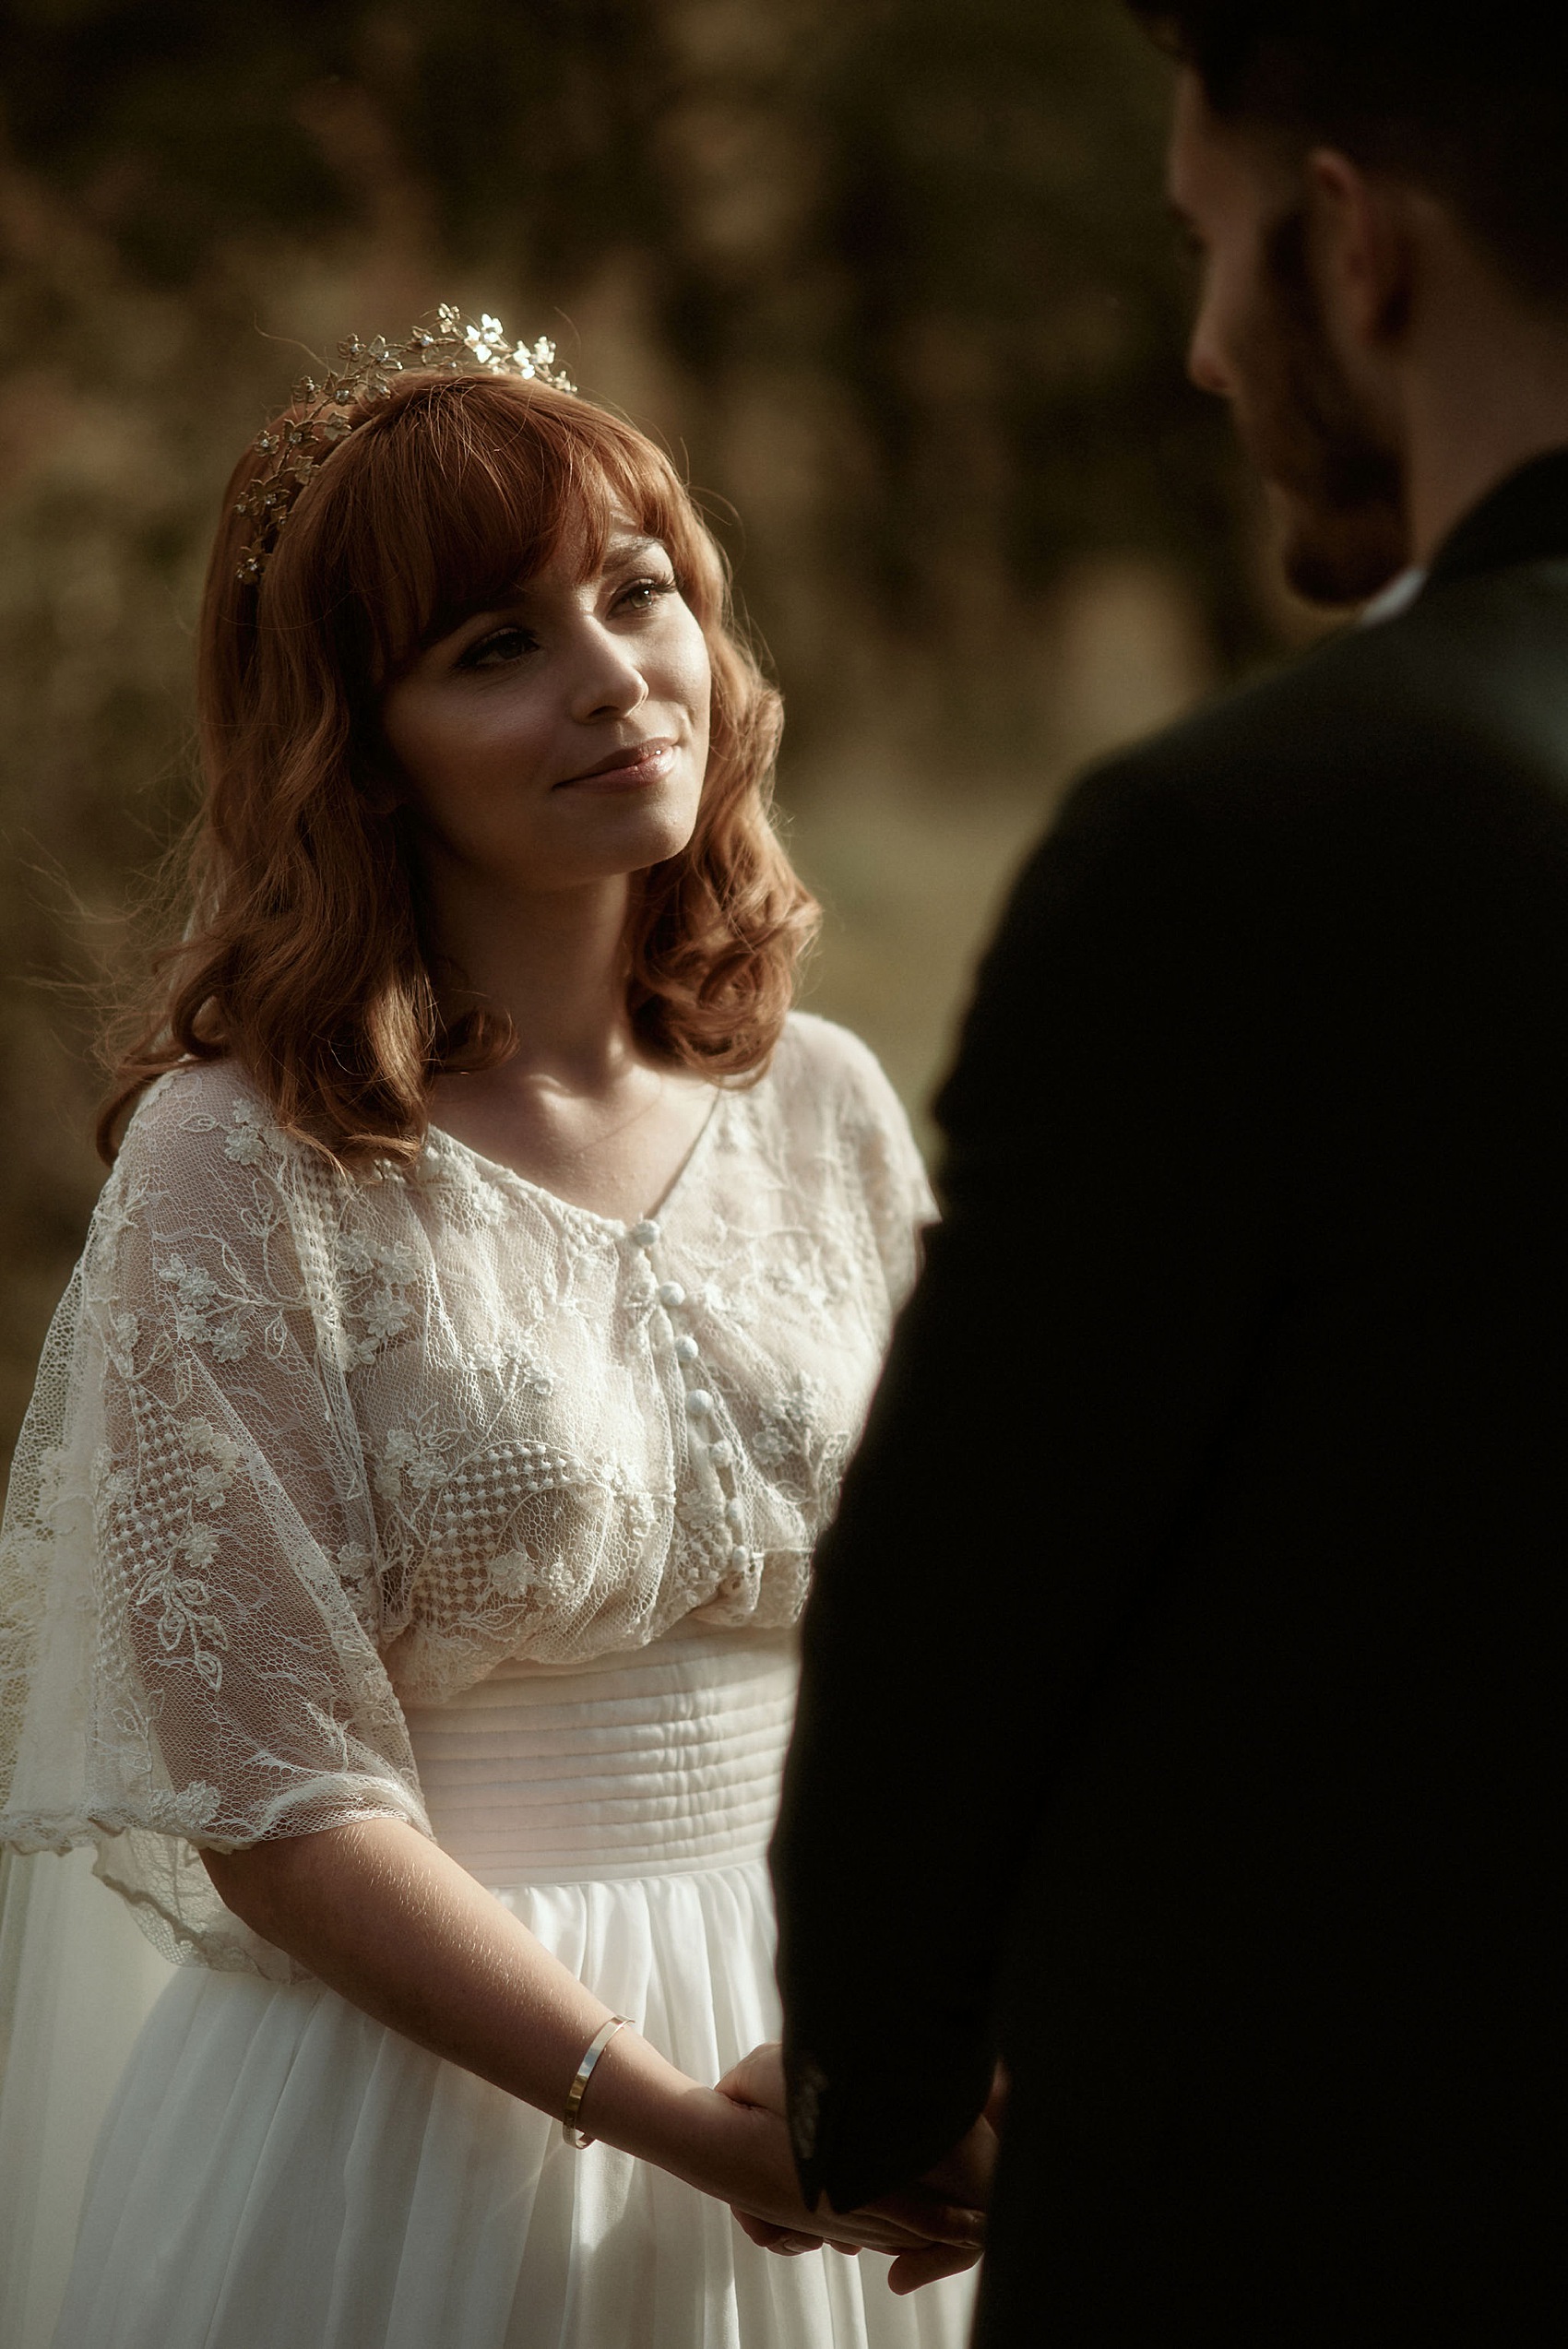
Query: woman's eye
459 624 535 670
615 574 678 615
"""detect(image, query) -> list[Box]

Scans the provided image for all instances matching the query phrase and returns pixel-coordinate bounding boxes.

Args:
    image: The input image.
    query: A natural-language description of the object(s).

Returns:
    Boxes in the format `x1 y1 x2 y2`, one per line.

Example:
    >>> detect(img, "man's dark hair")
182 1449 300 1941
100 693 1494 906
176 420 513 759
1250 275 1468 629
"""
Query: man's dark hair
1128 3 1568 302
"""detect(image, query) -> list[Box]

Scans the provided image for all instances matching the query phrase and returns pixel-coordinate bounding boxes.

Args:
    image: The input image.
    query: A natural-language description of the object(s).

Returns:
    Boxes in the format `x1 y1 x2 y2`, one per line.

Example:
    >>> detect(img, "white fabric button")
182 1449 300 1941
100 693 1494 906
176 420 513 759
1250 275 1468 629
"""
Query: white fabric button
724 1498 744 1530
674 1336 698 1364
657 1282 685 1308
630 1220 660 1250
730 1546 750 1571
685 1390 715 1417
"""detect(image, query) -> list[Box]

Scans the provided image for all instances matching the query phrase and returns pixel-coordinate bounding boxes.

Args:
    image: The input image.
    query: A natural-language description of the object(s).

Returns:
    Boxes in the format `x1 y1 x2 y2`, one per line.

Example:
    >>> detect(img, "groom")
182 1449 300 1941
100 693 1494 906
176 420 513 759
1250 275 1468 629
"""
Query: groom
771 4 1568 2338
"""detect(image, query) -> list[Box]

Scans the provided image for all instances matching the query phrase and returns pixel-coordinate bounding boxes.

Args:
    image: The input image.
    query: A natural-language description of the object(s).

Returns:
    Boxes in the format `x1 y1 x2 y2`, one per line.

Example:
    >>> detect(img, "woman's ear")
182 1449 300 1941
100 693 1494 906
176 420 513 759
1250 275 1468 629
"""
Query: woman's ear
357 757 409 817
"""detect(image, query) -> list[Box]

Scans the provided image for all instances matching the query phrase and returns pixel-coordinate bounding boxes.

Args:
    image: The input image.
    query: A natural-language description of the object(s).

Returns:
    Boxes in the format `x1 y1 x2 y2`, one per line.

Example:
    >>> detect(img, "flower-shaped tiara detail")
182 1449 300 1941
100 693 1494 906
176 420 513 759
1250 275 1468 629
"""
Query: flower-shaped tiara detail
234 305 576 586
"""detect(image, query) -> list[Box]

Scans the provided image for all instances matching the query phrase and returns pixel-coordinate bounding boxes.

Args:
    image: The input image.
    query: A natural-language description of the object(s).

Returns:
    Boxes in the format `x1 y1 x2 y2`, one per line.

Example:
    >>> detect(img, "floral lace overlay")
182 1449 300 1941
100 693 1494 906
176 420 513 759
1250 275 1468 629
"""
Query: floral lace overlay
0 1014 932 1972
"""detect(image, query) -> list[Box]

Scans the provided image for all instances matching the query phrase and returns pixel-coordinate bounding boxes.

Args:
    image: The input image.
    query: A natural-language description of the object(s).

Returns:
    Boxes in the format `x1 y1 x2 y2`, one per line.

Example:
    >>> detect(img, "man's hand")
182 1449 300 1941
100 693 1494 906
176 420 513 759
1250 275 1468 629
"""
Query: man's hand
880 2068 1004 2294
882 2079 1003 2294
715 2042 999 2293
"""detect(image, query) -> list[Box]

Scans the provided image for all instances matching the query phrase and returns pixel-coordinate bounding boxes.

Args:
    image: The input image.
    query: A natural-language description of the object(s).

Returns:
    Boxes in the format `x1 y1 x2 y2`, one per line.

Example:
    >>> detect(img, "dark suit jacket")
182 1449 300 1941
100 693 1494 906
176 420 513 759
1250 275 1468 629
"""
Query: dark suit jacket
771 450 1568 2343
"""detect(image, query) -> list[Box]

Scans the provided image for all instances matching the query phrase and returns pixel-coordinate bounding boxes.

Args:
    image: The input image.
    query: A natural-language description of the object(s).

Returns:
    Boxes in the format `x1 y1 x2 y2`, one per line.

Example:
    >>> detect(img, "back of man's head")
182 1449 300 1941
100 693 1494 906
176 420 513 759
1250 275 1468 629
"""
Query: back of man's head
1129 3 1568 303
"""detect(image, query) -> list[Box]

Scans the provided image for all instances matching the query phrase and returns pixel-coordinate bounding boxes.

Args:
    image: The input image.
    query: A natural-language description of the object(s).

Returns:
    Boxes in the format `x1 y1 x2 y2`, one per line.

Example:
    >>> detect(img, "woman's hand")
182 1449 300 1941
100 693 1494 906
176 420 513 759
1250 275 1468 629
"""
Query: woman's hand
716 2045 837 2258
659 2064 977 2263
201 1823 980 2268
712 2042 990 2291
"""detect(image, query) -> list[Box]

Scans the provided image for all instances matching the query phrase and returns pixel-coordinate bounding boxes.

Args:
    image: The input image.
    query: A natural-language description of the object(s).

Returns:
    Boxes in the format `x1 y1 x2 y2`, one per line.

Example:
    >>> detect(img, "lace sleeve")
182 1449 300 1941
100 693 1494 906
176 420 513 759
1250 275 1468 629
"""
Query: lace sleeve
830 1026 937 1315
0 1073 427 1976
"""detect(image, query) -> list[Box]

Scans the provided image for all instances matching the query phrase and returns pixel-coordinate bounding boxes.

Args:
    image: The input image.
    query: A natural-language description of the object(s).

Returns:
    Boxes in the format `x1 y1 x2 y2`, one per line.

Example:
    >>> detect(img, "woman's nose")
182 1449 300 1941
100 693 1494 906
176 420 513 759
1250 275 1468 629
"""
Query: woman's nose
569 625 648 722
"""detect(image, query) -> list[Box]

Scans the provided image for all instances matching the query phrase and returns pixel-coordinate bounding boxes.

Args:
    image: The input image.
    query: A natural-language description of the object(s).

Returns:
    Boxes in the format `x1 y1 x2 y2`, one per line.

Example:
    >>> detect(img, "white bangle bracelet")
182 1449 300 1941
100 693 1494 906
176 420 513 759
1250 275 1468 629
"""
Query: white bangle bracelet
562 2014 631 2148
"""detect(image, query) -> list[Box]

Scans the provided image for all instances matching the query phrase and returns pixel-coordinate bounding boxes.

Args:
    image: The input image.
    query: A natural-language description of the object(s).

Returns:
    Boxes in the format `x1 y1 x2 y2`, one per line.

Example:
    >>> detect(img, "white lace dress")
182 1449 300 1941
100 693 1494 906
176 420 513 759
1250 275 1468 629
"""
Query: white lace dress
0 1012 975 2349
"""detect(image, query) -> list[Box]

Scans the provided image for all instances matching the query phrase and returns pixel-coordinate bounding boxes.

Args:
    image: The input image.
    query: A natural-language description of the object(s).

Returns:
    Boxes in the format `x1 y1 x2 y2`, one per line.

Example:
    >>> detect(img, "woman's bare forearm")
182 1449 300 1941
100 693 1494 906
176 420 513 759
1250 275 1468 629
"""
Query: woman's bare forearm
203 1818 716 2171
200 1818 968 2259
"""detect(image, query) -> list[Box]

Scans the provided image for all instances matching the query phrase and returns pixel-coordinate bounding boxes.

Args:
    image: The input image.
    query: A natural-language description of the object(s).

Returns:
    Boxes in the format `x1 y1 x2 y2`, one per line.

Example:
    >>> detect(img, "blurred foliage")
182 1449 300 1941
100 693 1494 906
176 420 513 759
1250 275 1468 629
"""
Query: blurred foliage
0 0 1267 682
0 0 1289 1465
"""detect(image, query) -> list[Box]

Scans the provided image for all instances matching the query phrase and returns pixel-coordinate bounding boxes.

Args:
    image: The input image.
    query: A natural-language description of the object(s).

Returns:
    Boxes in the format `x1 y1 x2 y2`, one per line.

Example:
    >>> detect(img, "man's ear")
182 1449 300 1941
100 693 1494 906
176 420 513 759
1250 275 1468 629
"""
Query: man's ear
1304 147 1417 350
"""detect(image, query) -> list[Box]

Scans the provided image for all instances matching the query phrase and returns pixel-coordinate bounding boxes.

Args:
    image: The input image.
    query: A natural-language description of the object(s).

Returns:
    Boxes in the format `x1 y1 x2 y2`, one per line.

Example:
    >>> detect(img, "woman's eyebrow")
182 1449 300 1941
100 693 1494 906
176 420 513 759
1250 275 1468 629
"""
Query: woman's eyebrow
441 535 671 640
485 537 664 606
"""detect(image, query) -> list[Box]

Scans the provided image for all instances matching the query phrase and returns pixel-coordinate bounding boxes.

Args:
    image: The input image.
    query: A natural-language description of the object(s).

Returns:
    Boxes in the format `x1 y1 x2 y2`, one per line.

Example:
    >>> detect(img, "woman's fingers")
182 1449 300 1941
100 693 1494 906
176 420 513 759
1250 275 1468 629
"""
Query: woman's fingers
714 2045 985 2265
738 2208 832 2245
732 2210 790 2249
887 2240 984 2296
811 2205 982 2260
707 2085 965 2259
862 2184 986 2252
802 2197 962 2256
732 2209 826 2256
734 2191 979 2282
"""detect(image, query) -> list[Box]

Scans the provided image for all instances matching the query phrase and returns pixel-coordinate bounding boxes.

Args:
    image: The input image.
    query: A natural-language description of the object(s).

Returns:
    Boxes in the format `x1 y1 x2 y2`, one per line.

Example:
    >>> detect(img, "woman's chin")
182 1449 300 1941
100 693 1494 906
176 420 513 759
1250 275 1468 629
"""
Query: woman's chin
560 783 701 870
517 801 698 890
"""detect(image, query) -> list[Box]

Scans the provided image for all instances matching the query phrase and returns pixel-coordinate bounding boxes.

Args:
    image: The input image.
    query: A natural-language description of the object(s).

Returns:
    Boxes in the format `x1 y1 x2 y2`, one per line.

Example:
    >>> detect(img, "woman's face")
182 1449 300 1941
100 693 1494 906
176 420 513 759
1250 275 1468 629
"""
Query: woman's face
379 519 712 896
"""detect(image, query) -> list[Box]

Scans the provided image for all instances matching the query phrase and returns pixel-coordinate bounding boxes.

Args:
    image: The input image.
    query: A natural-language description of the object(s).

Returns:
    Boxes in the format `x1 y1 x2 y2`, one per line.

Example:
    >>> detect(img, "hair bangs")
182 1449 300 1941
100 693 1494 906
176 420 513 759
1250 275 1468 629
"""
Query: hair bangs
299 375 711 683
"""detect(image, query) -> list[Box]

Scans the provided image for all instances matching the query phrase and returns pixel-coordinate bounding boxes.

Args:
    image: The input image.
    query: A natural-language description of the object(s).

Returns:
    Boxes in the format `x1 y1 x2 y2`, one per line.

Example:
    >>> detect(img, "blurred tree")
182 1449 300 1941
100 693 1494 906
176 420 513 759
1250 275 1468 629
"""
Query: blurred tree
0 0 1259 691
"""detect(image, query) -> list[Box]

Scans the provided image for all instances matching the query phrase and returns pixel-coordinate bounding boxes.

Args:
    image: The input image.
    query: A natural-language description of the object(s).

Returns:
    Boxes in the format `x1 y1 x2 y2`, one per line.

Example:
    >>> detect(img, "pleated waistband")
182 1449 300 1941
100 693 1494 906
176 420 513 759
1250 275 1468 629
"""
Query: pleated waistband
402 1629 799 1887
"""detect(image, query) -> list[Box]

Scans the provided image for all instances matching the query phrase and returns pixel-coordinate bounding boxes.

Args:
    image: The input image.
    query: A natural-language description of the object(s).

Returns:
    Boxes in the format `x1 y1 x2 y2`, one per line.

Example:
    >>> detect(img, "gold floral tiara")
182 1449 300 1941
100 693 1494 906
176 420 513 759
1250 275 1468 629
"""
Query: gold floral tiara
234 304 576 586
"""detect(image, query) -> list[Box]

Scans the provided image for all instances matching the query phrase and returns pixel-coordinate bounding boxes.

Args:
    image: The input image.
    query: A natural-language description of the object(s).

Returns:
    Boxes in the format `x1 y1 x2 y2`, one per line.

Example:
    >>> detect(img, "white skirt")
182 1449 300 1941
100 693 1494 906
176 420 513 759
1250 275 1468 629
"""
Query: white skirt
47 1629 976 2349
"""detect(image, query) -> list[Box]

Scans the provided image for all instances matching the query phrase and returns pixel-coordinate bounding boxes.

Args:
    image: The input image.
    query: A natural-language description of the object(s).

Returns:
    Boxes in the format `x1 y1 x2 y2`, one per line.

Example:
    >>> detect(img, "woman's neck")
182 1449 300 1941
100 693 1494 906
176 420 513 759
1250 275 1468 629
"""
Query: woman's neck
421 858 718 1221
430 863 638 1090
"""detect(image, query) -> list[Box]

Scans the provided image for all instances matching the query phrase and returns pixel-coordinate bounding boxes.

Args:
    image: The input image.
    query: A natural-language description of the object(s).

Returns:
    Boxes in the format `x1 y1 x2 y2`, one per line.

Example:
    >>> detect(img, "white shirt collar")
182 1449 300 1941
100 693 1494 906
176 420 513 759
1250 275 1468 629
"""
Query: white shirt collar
1359 566 1428 626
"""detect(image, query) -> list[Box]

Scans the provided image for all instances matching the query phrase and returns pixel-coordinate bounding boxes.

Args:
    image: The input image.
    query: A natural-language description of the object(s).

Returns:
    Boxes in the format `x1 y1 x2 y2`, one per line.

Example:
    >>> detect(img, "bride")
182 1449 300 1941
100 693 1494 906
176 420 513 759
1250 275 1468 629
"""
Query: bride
0 314 986 2347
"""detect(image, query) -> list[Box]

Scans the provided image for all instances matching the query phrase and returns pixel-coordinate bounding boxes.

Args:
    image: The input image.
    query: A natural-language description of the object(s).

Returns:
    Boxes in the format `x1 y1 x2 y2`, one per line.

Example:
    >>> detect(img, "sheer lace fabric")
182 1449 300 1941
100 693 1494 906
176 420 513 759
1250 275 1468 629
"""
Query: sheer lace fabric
0 1014 931 1975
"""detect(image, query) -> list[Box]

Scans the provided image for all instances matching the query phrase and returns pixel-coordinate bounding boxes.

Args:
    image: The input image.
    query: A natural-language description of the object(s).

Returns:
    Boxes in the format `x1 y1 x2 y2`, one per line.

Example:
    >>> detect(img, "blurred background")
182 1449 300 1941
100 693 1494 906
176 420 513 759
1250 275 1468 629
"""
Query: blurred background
0 0 1326 1468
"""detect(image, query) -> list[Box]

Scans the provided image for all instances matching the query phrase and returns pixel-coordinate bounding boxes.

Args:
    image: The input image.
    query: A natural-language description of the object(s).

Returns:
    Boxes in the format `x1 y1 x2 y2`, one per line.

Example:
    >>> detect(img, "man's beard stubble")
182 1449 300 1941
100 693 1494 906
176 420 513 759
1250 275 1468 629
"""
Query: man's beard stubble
1239 209 1409 606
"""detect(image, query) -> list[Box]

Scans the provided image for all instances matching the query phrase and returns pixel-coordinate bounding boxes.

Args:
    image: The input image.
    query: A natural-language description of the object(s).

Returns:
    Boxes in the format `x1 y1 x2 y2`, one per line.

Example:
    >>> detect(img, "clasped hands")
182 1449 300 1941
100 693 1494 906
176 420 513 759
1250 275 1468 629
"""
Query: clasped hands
715 2043 1001 2296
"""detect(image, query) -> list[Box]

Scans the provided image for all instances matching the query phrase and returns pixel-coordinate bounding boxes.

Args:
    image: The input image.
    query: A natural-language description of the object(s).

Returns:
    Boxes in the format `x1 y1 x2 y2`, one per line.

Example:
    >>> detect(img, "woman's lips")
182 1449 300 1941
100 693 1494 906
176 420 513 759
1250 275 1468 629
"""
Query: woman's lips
558 738 677 791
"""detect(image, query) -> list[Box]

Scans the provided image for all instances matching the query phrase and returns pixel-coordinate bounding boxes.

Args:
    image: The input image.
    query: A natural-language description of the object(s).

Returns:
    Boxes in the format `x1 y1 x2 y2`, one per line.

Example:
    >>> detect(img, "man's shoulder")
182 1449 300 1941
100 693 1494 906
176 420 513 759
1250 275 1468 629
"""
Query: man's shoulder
1096 558 1568 836
983 556 1568 979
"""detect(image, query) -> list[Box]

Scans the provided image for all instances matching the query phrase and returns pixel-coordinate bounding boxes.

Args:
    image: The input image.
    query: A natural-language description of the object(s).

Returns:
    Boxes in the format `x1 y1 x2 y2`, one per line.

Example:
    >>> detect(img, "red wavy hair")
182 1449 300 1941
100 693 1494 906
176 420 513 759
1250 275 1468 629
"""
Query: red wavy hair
99 371 818 1164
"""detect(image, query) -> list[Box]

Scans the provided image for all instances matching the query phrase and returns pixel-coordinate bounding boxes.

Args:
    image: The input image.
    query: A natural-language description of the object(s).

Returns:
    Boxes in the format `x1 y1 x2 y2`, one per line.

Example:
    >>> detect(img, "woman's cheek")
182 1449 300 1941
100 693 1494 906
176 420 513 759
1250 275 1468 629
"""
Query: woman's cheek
678 634 715 753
